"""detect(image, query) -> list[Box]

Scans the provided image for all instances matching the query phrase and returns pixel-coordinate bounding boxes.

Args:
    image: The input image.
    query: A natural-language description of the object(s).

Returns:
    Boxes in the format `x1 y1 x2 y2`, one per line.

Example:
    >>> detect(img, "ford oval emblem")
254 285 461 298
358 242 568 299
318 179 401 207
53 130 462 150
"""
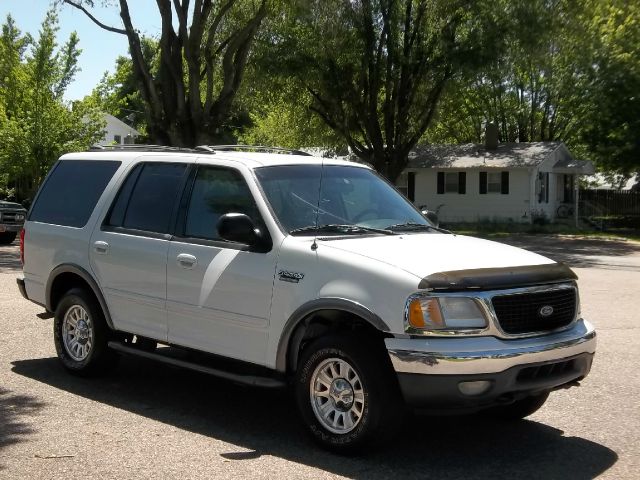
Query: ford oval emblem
539 305 554 317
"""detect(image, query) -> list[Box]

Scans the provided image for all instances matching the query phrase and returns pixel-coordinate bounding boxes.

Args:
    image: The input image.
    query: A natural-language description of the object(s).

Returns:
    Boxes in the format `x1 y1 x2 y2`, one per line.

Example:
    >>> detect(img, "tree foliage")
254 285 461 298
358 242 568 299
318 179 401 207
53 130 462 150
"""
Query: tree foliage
580 0 640 175
0 12 103 201
426 0 639 176
62 0 269 147
84 38 158 137
253 0 503 180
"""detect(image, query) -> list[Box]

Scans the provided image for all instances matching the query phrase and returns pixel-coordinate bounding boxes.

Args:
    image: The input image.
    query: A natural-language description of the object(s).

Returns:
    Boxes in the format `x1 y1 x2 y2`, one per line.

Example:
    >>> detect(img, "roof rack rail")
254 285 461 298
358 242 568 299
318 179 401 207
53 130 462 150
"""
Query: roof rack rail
88 144 216 154
196 145 312 156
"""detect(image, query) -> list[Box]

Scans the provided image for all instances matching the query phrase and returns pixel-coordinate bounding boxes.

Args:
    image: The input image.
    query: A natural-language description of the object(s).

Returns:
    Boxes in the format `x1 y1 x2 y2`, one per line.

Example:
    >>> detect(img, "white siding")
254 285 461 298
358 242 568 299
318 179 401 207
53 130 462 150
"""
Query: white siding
96 114 140 146
408 168 532 223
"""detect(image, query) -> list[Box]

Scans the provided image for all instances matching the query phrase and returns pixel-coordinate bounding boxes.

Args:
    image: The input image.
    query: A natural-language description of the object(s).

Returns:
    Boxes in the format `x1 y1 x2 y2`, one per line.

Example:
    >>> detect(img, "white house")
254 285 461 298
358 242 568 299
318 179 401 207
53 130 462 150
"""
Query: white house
396 140 594 224
96 113 140 146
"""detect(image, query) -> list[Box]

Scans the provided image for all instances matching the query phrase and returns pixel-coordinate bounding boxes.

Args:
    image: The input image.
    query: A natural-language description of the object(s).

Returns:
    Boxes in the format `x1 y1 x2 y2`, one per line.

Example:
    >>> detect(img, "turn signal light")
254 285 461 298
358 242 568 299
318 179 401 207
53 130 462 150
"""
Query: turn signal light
408 298 444 329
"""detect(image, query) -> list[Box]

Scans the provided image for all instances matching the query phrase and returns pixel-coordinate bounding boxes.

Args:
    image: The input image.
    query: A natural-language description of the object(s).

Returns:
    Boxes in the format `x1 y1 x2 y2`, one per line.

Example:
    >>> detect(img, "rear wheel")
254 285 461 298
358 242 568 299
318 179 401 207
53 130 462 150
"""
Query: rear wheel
54 288 116 376
0 231 17 245
489 392 550 420
294 335 404 454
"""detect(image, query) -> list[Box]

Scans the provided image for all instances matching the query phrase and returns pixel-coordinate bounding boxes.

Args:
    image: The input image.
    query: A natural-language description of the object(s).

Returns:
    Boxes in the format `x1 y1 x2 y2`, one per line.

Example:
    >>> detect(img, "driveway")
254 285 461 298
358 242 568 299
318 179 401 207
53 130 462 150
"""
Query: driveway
1 235 638 479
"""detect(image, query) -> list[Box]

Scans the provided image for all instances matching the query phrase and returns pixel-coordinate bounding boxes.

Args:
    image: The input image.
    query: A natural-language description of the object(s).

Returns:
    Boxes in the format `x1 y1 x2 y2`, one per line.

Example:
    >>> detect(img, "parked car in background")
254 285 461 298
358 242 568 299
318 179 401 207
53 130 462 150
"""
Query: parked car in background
0 200 27 244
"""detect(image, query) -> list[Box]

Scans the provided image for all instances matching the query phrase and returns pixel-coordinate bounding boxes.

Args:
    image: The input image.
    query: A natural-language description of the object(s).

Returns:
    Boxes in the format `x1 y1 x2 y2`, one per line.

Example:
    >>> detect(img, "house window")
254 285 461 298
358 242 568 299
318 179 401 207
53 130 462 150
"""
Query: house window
445 173 459 193
437 171 466 194
487 172 502 193
479 171 509 194
113 134 122 144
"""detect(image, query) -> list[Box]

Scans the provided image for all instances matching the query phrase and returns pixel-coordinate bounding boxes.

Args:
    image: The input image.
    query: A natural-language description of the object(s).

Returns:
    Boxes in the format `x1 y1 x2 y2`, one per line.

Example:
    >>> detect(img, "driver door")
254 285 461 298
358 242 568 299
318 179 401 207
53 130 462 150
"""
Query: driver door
166 165 278 365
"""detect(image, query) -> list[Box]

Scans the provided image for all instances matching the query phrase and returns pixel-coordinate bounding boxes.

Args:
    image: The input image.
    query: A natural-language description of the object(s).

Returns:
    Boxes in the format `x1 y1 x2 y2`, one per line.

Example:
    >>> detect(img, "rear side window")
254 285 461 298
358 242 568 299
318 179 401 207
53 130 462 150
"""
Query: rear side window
106 163 188 234
29 160 121 228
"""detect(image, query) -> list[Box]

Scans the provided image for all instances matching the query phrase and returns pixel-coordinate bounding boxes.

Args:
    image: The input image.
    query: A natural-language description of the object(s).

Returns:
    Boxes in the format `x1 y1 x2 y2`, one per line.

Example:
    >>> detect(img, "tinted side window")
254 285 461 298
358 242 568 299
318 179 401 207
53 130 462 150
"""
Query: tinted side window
29 160 121 228
106 164 142 227
118 163 188 234
185 167 260 240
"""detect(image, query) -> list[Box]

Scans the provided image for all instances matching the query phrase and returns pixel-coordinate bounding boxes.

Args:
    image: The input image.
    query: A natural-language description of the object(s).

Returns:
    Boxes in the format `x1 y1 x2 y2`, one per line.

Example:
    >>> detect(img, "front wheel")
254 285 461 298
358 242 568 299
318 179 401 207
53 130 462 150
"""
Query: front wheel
54 288 116 376
488 392 550 420
294 335 403 454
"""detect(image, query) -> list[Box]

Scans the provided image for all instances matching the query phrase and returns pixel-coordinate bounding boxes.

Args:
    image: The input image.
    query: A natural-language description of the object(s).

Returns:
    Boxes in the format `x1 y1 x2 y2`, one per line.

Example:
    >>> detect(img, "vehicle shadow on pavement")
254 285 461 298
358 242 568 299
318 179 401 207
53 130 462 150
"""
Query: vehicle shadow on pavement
0 387 47 471
12 356 617 479
495 235 640 271
0 244 21 273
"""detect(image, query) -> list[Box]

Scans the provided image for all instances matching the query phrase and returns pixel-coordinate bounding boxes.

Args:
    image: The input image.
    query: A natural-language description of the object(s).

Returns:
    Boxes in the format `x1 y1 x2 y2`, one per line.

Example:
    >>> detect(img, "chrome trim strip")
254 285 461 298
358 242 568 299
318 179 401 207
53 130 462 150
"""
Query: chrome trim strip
386 319 596 375
404 282 578 339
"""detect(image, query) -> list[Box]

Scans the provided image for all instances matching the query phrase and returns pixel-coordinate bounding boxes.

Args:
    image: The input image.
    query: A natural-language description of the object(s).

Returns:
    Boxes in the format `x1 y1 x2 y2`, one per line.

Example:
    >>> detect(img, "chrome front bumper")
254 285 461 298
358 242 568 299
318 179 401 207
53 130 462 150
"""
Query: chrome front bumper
385 319 596 376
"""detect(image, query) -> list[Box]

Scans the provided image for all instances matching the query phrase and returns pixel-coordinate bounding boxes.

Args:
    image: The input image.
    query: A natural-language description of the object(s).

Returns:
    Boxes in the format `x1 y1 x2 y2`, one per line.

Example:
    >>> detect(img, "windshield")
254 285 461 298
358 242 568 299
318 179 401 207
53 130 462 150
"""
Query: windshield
254 164 431 234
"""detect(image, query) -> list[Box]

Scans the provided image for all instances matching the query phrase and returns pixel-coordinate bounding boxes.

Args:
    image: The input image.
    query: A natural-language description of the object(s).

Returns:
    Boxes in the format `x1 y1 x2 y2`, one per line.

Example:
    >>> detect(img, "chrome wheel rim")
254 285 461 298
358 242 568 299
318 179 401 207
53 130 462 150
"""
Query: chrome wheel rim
62 305 93 362
310 358 365 434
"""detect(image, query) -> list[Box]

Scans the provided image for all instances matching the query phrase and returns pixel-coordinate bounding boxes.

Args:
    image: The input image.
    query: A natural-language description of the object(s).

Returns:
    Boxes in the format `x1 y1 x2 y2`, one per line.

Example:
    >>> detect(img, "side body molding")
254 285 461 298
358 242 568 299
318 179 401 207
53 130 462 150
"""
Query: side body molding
275 297 391 372
45 264 114 329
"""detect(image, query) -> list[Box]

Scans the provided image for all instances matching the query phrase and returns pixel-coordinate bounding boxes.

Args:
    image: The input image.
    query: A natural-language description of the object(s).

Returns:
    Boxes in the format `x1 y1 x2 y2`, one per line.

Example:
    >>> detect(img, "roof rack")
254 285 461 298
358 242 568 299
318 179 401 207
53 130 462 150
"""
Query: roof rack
196 145 312 156
89 143 314 156
89 144 216 154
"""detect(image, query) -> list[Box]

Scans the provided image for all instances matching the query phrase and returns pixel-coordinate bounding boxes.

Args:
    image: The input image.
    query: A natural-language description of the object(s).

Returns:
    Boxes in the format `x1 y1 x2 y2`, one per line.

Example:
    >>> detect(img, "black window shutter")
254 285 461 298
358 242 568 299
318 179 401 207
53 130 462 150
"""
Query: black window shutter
479 172 487 194
408 172 416 201
501 171 509 194
545 172 549 203
437 172 444 194
458 172 466 194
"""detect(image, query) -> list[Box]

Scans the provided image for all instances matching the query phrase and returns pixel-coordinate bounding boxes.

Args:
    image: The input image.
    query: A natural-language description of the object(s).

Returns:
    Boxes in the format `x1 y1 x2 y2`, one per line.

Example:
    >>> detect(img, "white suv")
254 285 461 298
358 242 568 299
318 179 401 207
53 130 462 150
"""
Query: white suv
17 145 596 453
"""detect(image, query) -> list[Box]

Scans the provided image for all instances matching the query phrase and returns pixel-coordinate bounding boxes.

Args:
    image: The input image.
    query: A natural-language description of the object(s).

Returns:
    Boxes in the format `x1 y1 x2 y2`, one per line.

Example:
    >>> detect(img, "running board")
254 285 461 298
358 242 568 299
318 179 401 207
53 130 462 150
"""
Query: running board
107 341 286 388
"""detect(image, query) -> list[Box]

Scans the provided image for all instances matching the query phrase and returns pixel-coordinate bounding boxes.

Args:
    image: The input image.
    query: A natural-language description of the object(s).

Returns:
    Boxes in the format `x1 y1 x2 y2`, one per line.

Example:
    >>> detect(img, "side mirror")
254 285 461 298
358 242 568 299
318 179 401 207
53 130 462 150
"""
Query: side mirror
217 213 262 246
419 207 439 227
424 211 439 227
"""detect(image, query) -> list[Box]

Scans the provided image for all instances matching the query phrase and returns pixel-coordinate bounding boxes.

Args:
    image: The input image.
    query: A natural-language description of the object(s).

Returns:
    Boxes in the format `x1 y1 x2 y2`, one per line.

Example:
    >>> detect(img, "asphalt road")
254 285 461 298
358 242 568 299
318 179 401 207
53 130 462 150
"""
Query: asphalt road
1 235 639 479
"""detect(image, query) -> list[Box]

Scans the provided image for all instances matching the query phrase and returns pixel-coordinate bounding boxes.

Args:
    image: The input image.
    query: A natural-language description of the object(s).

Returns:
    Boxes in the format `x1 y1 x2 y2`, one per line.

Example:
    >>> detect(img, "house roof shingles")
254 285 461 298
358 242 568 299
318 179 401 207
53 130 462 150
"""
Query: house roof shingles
407 142 564 169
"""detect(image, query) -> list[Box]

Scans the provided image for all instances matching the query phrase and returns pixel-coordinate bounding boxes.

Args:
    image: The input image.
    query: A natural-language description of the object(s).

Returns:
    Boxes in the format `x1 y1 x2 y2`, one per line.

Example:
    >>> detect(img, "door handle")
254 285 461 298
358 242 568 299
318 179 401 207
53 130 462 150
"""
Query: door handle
177 253 197 269
94 241 109 254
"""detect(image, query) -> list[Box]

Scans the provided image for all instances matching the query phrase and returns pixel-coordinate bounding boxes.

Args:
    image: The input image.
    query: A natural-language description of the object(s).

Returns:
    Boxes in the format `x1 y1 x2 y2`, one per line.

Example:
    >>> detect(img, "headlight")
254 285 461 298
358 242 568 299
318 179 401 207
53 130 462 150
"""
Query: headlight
406 296 487 333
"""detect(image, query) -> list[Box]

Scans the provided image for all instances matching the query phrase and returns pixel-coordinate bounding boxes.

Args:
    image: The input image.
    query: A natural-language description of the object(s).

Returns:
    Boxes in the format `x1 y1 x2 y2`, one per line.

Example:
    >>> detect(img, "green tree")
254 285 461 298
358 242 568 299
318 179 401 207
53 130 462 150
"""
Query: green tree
62 0 269 147
428 0 595 146
84 38 158 137
0 12 104 201
264 0 503 180
581 0 640 175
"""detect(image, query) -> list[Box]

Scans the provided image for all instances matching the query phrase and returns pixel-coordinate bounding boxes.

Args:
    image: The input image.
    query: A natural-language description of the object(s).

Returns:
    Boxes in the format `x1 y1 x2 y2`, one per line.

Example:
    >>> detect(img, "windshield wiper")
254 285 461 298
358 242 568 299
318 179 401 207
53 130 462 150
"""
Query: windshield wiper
289 224 394 236
386 222 451 233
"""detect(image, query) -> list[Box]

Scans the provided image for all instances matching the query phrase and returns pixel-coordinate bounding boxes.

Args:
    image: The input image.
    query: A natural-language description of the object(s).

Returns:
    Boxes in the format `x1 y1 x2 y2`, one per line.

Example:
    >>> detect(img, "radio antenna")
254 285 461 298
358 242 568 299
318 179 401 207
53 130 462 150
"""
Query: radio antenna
311 156 325 251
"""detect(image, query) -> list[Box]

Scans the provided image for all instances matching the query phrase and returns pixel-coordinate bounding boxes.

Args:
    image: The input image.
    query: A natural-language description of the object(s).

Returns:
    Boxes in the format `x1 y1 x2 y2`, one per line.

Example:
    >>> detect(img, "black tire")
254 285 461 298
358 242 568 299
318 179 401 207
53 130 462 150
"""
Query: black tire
54 288 117 376
294 335 404 454
0 231 17 245
489 392 550 420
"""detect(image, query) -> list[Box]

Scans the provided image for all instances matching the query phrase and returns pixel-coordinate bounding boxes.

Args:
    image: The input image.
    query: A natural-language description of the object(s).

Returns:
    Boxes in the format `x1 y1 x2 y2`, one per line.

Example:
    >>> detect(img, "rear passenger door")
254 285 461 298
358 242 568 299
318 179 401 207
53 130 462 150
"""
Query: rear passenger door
90 161 190 341
166 165 278 365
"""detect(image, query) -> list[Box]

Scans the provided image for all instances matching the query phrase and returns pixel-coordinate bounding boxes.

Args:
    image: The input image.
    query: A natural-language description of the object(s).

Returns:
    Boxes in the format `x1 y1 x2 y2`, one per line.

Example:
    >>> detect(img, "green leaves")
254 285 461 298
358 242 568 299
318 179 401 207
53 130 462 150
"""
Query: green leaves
0 11 104 201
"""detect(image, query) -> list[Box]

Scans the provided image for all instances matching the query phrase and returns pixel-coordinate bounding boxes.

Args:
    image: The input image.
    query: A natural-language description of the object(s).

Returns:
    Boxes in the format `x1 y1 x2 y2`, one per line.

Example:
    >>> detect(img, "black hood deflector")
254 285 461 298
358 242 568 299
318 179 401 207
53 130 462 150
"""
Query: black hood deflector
418 263 577 291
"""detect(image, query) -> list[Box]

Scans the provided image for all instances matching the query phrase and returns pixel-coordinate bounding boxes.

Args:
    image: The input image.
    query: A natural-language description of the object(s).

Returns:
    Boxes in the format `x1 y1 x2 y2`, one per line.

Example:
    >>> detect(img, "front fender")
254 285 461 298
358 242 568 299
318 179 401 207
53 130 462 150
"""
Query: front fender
274 297 390 372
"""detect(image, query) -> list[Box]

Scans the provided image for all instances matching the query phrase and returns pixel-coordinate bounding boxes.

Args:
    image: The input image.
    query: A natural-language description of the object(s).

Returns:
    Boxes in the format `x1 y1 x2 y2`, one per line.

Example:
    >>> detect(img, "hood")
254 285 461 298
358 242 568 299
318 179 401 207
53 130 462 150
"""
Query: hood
319 233 555 280
0 200 26 211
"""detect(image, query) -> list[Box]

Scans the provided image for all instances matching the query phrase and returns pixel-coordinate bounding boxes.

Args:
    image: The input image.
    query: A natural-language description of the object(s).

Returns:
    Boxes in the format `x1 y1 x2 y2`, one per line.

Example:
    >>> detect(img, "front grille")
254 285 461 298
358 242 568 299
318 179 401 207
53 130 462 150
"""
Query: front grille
0 212 23 224
492 287 576 334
